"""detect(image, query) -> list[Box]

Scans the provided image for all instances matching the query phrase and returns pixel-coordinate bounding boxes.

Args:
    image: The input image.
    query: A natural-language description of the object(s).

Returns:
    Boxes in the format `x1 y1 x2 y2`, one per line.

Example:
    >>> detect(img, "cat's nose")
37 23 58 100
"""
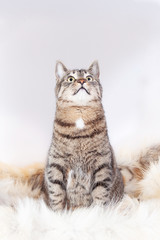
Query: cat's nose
77 79 86 85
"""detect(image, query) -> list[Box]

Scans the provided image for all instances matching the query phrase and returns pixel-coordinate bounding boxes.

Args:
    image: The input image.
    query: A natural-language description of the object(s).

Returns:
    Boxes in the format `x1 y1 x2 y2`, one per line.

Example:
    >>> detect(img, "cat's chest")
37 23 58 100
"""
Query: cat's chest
67 146 96 169
75 117 85 129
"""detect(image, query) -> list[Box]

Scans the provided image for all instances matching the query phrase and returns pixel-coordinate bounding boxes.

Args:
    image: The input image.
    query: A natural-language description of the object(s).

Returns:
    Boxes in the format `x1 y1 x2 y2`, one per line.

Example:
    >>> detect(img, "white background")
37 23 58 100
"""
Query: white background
1 0 160 166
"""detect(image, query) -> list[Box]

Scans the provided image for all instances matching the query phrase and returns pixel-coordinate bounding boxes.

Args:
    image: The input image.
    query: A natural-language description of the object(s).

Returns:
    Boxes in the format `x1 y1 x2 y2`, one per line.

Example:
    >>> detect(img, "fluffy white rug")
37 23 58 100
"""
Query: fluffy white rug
0 196 160 240
1 154 160 239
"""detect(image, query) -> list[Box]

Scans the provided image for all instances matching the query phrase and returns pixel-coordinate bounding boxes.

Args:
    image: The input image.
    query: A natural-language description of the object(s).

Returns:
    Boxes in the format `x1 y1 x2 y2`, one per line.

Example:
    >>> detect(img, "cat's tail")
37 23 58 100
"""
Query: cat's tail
118 144 160 200
0 162 45 206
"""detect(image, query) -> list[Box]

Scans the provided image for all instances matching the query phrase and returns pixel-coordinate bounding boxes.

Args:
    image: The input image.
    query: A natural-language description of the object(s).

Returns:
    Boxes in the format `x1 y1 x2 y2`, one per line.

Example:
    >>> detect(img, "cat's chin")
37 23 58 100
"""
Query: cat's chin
66 89 93 106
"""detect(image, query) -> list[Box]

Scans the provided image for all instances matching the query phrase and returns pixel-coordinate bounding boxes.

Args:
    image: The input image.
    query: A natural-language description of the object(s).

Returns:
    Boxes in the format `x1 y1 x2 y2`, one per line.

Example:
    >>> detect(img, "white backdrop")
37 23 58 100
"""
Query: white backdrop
0 0 160 166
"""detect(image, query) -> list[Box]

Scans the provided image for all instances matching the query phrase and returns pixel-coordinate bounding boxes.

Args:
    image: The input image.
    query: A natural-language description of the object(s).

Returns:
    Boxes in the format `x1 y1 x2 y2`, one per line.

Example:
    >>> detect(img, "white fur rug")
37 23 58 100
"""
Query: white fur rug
1 197 160 240
1 159 160 239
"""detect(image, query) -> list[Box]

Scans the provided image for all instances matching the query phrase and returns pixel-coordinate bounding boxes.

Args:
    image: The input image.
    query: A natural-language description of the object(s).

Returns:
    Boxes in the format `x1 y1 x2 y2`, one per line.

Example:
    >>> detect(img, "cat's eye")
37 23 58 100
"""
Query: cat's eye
86 76 93 82
67 76 75 82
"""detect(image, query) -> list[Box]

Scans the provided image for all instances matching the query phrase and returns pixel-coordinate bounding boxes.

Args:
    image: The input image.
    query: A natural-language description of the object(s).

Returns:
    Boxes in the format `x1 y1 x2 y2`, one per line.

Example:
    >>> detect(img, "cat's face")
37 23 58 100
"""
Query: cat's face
55 61 102 105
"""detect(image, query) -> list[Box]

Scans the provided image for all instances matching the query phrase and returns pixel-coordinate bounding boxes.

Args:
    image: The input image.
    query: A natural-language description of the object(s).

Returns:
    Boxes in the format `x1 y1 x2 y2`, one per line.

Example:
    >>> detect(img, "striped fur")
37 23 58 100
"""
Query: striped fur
44 61 124 211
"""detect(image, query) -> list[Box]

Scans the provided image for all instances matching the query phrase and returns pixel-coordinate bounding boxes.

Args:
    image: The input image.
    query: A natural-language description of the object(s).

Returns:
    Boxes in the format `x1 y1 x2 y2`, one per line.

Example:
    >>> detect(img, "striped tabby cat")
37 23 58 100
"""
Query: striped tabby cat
44 61 124 211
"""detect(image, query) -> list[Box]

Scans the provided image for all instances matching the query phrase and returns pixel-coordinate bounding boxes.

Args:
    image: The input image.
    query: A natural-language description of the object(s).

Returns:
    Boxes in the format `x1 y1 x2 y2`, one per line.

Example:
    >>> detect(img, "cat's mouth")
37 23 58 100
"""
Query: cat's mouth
73 87 90 95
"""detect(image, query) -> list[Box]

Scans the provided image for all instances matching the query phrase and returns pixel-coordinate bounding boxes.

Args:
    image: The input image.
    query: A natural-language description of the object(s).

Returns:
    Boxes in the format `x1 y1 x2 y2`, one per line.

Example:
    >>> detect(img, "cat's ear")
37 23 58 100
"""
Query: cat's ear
55 61 68 80
88 61 100 79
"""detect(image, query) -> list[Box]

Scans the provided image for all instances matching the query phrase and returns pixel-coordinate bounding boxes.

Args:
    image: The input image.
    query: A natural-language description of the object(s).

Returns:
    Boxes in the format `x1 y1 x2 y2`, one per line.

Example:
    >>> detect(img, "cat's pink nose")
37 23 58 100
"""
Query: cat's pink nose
77 79 86 84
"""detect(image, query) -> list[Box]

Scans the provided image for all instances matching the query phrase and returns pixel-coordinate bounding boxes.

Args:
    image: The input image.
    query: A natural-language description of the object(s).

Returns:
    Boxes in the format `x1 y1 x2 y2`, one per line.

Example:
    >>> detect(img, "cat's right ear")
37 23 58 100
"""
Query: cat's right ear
55 61 68 81
88 61 100 79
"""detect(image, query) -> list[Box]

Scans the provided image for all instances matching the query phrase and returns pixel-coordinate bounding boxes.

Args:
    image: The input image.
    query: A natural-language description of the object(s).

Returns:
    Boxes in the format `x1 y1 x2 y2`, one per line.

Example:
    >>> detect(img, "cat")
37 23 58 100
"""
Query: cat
0 61 159 208
44 61 124 211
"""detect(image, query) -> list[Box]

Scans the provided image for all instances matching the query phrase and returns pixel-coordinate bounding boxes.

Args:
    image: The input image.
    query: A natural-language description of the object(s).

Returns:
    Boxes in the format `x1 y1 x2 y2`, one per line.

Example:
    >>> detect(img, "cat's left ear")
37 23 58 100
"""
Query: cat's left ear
88 61 100 79
55 61 68 81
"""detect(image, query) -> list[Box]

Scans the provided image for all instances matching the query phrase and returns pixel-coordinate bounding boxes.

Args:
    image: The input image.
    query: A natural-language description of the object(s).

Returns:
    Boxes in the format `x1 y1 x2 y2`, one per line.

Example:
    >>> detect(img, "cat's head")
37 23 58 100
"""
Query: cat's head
55 61 102 105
